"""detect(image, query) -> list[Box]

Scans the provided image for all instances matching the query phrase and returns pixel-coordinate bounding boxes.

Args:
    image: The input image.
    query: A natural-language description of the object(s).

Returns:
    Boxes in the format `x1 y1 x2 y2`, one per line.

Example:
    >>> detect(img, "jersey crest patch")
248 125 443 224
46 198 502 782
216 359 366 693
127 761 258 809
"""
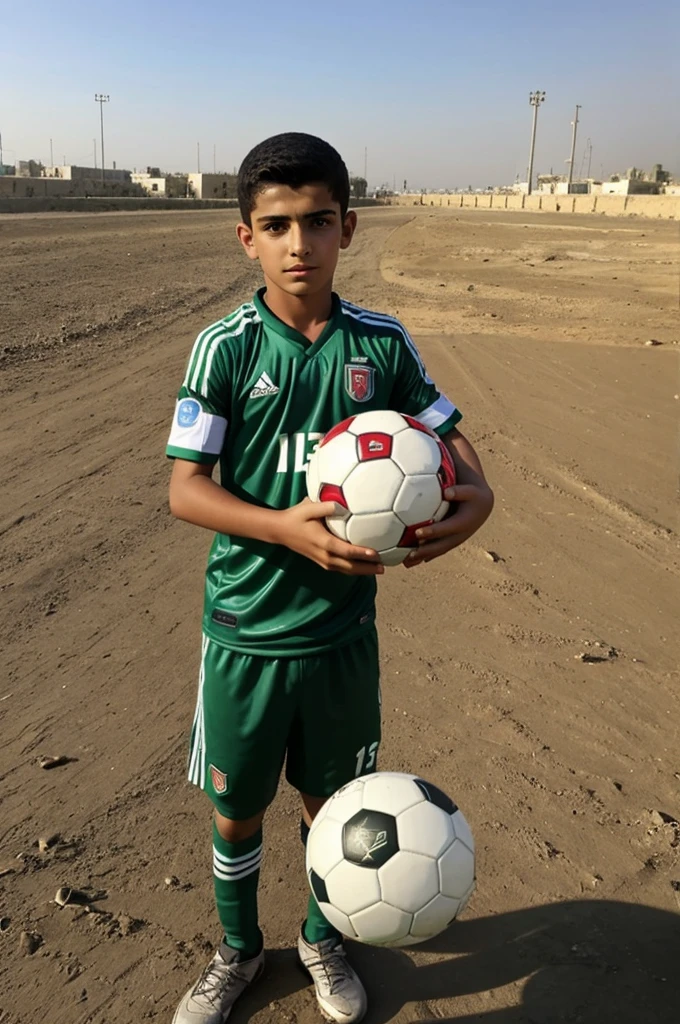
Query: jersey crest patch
209 764 228 794
345 364 375 402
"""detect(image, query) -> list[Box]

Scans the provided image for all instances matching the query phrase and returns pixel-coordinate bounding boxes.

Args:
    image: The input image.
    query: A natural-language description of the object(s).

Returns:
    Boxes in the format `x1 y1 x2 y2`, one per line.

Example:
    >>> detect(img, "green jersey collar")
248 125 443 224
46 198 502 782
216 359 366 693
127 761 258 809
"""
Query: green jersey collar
253 287 342 352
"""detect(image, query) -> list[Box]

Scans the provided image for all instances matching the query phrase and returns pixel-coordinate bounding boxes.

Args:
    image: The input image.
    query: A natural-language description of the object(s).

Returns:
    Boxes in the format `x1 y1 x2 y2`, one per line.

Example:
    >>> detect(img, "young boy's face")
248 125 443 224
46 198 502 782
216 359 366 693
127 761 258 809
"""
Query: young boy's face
236 183 356 302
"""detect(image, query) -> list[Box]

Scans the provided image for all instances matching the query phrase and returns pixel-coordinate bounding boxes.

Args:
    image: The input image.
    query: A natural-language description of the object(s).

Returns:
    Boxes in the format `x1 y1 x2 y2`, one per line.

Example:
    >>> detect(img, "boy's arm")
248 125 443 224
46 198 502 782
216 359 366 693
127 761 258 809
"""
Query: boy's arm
169 459 384 576
404 428 494 568
385 319 493 565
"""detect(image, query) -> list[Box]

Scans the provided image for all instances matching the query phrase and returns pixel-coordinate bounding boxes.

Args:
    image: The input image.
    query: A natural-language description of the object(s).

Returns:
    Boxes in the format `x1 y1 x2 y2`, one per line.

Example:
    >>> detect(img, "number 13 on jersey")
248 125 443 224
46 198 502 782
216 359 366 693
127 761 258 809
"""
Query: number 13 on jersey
276 432 324 474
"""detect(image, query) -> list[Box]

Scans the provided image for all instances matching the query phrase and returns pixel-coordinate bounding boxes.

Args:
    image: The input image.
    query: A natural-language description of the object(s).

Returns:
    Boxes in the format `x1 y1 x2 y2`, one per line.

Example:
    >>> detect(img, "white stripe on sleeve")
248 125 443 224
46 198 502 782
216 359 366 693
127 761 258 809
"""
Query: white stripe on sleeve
199 315 251 398
415 394 458 430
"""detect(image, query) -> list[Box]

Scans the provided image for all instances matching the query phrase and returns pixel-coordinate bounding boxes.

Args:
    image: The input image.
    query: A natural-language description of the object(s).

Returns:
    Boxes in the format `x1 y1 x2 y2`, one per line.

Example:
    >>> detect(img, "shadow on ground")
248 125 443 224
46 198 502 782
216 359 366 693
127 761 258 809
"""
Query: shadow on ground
233 899 680 1023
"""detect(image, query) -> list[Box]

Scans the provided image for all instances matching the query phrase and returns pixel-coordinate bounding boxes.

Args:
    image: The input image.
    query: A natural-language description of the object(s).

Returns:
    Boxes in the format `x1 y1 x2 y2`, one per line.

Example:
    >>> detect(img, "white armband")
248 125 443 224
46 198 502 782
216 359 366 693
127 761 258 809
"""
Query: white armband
167 398 227 456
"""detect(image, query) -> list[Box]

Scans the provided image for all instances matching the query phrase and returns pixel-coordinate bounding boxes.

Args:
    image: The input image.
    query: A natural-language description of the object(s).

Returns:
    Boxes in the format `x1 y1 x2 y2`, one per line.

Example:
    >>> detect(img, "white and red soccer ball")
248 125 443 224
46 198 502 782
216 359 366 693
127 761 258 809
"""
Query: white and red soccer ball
306 410 456 566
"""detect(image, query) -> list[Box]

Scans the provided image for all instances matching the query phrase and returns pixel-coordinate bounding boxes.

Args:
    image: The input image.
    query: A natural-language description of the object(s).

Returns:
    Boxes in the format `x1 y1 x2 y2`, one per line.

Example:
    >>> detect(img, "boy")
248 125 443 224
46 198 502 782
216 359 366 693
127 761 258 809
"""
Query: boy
166 133 493 1024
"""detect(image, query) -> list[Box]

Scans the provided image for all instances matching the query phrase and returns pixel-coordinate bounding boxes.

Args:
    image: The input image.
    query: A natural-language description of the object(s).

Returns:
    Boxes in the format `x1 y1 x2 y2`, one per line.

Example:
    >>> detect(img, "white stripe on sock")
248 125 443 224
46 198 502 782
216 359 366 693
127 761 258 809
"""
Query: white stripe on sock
213 844 263 867
213 858 262 882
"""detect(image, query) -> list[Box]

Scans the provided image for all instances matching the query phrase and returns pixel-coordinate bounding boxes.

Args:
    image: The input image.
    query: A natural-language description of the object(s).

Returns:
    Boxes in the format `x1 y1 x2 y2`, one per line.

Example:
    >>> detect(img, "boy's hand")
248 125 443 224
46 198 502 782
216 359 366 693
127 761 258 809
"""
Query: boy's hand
404 483 494 568
276 499 384 576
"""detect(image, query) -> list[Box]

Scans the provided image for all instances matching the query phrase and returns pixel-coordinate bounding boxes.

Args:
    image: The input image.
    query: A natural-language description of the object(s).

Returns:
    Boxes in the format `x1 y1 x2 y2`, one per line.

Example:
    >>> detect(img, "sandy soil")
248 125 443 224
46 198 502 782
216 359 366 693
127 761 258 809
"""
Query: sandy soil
0 206 678 1024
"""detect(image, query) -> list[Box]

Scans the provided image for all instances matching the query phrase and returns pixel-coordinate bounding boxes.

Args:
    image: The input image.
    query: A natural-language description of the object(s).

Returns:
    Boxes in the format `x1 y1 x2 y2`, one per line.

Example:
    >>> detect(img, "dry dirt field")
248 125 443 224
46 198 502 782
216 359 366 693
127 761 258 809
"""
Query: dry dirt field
1 206 679 1024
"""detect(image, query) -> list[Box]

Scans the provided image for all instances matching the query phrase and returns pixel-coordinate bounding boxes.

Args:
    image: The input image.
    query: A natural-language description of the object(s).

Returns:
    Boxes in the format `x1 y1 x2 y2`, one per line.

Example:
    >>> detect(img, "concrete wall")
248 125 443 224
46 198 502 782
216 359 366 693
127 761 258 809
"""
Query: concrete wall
0 176 146 199
386 192 680 219
0 195 383 215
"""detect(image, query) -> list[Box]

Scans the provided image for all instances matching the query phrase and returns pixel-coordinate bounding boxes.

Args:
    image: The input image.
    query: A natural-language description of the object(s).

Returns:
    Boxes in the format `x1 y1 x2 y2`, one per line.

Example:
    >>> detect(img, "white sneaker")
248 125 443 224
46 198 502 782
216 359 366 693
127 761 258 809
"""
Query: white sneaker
297 930 367 1023
172 942 264 1023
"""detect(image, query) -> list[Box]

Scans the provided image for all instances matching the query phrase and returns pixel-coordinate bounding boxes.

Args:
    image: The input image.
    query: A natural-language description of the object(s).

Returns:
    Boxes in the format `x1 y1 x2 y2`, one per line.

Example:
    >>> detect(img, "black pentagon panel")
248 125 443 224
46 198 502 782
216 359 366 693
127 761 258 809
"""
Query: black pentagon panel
342 810 399 868
414 779 458 815
309 869 329 905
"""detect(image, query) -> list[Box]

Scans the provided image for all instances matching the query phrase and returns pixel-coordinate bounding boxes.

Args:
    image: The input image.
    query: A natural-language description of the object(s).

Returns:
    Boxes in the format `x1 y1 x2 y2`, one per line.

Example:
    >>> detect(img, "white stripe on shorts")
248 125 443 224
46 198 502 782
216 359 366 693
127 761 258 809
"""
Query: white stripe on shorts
188 635 209 789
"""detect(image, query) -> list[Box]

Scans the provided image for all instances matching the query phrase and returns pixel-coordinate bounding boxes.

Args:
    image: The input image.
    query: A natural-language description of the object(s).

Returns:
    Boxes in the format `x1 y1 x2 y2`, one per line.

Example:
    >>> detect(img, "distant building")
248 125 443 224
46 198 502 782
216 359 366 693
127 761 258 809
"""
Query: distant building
0 163 145 199
186 173 237 199
131 170 189 197
536 173 592 195
44 165 130 183
601 179 659 195
601 163 671 196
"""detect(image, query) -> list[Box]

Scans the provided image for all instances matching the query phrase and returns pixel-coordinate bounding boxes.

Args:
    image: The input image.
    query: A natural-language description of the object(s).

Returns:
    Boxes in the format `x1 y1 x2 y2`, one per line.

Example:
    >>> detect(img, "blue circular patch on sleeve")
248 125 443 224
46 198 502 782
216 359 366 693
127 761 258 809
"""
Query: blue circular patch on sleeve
177 399 201 427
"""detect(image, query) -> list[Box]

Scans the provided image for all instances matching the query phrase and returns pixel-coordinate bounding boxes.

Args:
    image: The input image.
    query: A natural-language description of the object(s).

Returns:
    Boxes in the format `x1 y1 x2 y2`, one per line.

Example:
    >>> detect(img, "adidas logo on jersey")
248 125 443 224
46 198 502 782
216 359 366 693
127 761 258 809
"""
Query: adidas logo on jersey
249 372 280 399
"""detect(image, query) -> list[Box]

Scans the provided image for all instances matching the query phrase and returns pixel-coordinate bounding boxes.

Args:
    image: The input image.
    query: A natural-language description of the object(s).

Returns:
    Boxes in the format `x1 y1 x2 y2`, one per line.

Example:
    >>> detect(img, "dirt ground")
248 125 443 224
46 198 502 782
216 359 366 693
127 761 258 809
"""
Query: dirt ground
1 206 678 1024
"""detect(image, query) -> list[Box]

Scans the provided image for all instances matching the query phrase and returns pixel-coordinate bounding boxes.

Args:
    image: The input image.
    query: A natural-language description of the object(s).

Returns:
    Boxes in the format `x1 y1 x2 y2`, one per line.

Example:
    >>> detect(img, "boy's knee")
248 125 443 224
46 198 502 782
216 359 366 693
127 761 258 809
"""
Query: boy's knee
214 808 265 843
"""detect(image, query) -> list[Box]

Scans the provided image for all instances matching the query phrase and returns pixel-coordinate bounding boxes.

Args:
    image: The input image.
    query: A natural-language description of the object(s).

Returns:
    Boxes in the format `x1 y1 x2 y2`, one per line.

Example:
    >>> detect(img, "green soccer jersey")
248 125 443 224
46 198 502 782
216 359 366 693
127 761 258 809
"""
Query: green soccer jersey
166 288 462 655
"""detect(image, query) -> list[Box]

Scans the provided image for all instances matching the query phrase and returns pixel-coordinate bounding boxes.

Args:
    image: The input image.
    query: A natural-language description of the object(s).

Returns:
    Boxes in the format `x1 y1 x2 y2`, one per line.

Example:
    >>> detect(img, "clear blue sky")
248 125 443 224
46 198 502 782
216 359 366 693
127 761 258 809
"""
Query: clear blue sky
2 0 677 187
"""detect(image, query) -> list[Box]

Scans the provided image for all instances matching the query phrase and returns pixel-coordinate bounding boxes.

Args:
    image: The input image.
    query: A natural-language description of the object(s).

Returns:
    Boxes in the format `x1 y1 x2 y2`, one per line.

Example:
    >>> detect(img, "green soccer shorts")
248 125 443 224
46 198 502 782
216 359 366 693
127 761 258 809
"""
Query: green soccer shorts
188 630 381 820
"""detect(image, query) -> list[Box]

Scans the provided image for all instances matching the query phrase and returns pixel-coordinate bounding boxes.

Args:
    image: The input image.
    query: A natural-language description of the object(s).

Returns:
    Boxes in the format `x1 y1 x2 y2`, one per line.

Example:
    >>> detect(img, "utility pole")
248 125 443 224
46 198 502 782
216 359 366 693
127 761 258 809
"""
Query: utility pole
94 94 109 186
93 138 97 169
527 90 545 195
197 142 201 173
50 138 54 166
566 104 581 191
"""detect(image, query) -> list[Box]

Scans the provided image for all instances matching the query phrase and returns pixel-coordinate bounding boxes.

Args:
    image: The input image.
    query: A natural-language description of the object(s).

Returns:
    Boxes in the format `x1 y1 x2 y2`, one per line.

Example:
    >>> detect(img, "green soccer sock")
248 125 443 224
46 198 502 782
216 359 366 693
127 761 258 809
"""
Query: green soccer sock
300 819 342 946
212 820 263 960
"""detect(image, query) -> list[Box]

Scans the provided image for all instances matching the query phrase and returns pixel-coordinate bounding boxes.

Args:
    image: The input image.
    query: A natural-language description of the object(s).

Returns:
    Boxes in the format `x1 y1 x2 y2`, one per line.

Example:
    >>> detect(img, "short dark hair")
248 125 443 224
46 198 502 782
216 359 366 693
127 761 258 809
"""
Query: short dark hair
237 133 350 225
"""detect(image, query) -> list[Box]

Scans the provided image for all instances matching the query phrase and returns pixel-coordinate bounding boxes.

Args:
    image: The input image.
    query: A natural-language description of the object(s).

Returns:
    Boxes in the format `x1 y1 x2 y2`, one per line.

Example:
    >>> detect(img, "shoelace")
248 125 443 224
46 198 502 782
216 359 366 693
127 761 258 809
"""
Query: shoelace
306 945 351 994
193 956 246 1003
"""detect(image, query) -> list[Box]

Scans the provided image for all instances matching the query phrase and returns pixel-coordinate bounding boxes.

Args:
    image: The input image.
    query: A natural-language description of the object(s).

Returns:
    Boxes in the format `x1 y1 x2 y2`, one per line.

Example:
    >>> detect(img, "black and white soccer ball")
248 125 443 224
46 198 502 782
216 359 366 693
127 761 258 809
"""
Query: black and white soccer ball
306 772 475 946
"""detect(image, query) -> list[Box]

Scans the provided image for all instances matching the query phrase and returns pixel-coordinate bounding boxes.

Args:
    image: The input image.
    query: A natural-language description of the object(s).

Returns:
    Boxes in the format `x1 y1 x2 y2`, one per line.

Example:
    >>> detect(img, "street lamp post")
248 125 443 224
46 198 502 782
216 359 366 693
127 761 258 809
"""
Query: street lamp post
566 104 581 191
527 90 545 196
94 94 109 186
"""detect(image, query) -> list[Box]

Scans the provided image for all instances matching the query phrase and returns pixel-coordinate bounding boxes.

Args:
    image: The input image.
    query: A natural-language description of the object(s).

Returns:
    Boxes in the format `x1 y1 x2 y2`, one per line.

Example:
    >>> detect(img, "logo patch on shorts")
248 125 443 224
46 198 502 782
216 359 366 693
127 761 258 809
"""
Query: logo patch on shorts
211 609 238 628
177 398 201 427
210 764 228 794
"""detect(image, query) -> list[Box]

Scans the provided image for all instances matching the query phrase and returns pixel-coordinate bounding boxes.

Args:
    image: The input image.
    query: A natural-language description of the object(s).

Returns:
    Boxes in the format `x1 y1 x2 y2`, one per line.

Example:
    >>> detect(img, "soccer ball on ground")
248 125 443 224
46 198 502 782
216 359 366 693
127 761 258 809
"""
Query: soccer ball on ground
306 772 475 947
306 410 456 566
